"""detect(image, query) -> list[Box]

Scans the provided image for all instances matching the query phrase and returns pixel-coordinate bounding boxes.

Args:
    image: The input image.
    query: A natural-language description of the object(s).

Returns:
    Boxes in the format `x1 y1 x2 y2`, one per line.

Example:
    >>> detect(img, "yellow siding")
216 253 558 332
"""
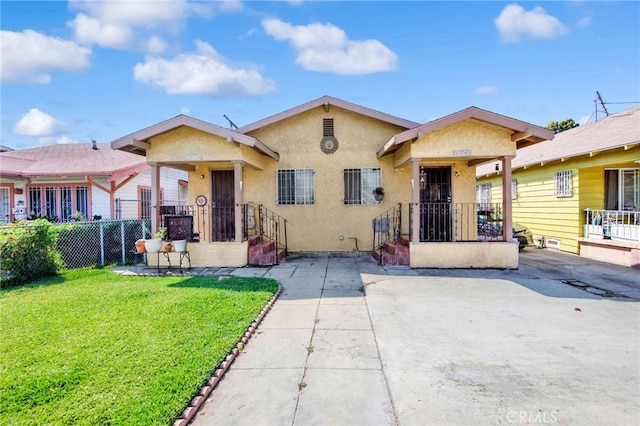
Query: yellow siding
477 146 640 255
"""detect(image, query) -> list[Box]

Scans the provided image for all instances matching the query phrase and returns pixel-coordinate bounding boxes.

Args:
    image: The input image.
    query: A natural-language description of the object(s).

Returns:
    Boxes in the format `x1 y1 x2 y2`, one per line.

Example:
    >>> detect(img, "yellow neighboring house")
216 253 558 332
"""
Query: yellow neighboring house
112 96 552 269
477 106 640 268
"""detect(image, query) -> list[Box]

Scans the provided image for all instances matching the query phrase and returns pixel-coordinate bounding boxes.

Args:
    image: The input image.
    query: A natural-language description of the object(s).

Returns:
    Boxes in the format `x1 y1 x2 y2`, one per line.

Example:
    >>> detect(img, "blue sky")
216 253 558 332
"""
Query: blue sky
1 1 638 150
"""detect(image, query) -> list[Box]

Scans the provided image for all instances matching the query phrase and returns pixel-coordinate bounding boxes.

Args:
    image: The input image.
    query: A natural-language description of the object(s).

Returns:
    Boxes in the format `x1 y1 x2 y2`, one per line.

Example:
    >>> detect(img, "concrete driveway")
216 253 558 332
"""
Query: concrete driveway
191 249 640 425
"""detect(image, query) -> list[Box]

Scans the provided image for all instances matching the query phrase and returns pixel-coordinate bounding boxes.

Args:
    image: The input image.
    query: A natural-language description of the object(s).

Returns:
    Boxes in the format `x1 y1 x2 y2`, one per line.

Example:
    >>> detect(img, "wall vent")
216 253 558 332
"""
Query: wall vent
545 238 561 250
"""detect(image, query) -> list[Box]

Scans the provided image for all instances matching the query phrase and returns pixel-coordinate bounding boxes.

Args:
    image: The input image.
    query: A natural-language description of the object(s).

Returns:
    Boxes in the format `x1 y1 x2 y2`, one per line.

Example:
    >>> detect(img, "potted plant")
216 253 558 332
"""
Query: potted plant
373 187 385 202
135 239 147 253
145 227 166 253
173 239 187 252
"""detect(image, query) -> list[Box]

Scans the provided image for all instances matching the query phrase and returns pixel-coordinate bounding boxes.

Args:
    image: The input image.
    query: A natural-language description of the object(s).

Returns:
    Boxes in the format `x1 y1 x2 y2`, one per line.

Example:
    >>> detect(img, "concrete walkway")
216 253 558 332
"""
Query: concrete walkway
175 249 640 426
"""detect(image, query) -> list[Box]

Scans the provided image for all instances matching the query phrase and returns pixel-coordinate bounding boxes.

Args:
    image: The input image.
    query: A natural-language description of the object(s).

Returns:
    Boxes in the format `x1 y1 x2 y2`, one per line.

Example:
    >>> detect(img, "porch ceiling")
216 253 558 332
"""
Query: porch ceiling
378 106 554 158
111 115 279 160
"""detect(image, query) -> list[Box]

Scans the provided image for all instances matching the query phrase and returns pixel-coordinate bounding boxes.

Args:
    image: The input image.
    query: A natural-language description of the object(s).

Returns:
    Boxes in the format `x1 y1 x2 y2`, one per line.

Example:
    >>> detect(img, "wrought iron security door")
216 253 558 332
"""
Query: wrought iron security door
419 166 452 242
211 170 235 241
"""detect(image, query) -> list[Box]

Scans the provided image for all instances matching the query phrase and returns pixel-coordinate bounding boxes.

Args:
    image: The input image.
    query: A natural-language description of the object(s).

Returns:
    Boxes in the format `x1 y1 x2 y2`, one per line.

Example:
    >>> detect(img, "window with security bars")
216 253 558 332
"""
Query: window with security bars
554 170 573 197
476 183 491 209
27 185 89 220
277 169 314 205
511 179 517 200
140 188 152 219
344 168 381 204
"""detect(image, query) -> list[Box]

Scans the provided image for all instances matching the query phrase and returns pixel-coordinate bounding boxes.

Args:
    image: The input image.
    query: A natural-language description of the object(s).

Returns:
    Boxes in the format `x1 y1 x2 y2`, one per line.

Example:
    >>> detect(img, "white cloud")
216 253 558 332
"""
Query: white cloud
0 30 90 84
68 0 230 52
133 40 276 97
474 86 498 95
13 109 64 137
146 36 167 54
180 107 191 115
495 4 568 43
578 16 591 28
262 18 397 75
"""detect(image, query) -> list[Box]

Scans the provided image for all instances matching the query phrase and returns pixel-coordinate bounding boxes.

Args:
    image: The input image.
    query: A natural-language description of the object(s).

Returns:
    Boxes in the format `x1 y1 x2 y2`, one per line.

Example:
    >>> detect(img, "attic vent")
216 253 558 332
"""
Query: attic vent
323 119 334 137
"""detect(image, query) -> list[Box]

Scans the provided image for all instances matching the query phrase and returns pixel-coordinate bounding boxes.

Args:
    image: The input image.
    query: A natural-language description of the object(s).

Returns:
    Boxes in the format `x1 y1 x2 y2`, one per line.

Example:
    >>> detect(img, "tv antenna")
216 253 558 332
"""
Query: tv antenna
223 114 238 129
594 91 610 121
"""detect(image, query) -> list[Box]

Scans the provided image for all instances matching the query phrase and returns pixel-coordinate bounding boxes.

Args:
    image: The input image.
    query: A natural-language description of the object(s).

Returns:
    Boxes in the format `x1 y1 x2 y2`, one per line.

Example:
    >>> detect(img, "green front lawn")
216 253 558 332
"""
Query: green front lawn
0 268 278 425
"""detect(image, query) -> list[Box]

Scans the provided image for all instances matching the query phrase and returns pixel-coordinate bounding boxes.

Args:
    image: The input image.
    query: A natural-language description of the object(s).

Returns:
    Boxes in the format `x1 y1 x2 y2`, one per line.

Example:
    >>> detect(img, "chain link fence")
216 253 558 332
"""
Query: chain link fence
1 219 151 284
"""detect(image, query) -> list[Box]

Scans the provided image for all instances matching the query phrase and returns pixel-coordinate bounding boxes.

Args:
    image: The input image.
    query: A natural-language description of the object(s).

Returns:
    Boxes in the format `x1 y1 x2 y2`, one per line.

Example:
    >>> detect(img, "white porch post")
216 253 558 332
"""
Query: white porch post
234 161 244 243
502 157 513 241
150 164 161 234
411 159 421 242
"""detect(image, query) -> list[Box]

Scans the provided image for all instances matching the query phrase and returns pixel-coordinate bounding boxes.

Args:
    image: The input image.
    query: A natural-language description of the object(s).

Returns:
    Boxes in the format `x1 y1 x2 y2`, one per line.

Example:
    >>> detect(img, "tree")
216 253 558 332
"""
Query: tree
547 118 579 134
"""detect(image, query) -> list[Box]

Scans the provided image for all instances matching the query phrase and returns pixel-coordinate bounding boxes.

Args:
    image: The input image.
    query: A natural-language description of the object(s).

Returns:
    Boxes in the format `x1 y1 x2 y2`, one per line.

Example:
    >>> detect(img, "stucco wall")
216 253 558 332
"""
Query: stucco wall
242 105 410 252
148 241 248 268
412 119 515 159
146 127 268 170
410 241 519 268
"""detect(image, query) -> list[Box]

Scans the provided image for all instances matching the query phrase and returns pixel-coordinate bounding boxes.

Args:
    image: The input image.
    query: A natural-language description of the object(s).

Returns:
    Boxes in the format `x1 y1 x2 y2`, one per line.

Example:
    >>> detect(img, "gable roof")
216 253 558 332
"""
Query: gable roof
0 143 148 179
111 115 279 160
237 95 421 134
378 106 554 158
476 105 640 175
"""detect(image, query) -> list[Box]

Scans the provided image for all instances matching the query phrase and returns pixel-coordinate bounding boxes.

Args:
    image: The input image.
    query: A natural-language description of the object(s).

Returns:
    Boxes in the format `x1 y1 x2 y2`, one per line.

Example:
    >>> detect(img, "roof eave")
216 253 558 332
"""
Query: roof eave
111 115 279 160
377 106 554 157
238 95 421 134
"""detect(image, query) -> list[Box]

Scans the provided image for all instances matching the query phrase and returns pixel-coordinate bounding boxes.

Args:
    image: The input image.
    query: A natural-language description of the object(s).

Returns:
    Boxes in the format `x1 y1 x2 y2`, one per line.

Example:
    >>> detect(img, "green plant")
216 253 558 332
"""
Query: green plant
0 219 63 288
154 227 167 240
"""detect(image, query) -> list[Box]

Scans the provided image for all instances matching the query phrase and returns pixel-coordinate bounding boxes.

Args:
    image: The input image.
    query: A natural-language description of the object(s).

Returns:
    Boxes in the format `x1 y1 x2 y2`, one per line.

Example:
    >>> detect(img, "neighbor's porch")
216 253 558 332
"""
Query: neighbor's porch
579 208 640 268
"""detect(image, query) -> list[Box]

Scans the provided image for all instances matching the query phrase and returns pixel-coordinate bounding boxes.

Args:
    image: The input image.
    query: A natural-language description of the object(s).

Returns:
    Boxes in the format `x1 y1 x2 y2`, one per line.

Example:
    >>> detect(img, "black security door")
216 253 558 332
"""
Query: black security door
211 170 235 241
419 166 452 241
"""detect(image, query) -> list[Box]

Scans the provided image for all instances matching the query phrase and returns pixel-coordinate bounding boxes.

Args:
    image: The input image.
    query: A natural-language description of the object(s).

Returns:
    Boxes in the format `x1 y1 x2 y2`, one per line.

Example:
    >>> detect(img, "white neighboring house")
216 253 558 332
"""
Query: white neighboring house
0 142 187 222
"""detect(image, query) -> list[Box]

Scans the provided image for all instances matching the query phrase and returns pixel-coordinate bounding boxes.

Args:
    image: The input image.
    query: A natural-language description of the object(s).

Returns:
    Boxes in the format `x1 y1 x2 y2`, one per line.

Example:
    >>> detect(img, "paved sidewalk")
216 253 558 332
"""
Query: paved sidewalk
181 250 640 426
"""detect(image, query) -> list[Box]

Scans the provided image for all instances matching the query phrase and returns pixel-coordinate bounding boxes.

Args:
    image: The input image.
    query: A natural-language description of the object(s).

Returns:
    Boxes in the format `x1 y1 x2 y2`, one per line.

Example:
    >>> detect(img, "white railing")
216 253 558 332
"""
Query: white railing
583 209 640 242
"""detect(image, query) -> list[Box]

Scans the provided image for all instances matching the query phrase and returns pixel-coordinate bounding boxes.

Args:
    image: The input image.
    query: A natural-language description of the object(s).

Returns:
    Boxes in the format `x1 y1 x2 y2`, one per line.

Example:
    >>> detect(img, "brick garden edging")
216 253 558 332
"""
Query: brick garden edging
172 284 282 426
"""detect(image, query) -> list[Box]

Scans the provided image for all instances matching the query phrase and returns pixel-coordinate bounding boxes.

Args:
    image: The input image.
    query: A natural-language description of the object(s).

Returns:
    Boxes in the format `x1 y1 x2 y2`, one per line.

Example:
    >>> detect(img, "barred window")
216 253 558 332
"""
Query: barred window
344 168 381 205
554 170 573 197
27 185 89 220
277 169 314 205
511 179 517 200
476 183 491 209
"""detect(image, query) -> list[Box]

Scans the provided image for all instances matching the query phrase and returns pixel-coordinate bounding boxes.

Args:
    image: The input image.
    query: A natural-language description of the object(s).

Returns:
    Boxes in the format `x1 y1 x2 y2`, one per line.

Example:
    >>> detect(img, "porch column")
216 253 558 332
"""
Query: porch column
150 164 161 234
501 157 513 241
411 159 421 242
233 161 243 243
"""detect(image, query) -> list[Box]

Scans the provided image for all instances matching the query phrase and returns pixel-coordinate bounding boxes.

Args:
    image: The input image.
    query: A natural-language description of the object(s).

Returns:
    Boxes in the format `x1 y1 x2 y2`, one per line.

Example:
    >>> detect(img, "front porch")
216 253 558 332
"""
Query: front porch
146 203 287 268
373 202 520 269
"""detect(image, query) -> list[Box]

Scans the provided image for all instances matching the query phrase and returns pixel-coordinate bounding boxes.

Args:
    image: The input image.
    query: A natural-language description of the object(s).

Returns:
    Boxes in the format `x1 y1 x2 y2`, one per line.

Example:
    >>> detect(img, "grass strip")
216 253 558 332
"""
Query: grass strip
0 268 278 425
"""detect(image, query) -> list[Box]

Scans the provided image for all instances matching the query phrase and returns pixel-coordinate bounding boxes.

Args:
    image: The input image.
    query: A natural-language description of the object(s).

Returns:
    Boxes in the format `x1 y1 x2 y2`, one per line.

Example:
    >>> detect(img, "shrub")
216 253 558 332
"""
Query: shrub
0 219 63 288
